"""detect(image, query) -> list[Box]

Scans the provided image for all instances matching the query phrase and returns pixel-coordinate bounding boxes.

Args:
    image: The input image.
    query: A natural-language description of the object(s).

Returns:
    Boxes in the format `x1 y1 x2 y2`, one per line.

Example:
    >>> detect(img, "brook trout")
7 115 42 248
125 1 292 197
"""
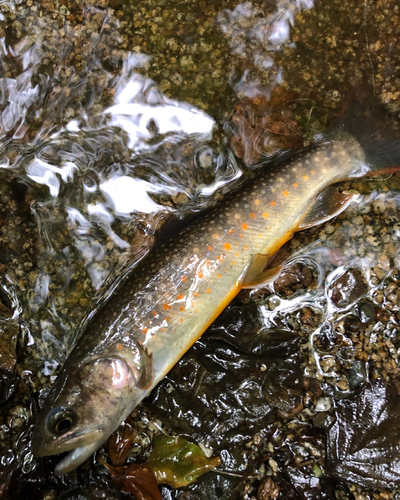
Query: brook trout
32 101 400 474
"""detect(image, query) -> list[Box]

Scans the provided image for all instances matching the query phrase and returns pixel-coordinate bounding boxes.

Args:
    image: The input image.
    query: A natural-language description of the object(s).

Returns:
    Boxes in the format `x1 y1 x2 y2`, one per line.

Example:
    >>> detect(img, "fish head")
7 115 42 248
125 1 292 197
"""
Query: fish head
32 354 139 475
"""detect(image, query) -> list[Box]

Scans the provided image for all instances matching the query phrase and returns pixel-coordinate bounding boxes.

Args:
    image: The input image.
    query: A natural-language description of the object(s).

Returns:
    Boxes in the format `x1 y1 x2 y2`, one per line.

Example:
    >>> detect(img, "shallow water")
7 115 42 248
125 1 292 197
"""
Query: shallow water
1 0 400 498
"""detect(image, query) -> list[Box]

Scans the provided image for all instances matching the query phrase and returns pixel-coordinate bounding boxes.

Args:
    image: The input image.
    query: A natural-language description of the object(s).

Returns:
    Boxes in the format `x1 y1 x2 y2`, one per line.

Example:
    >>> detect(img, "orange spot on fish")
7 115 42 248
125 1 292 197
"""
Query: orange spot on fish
206 287 211 294
270 201 276 207
311 169 316 174
228 228 234 234
117 343 123 350
293 182 299 188
224 242 232 251
283 190 289 197
161 327 166 333
152 310 158 317
258 233 262 238
208 245 213 251
241 223 248 230
231 260 236 265
193 291 199 298
206 260 211 267
212 233 219 239
178 317 184 323
198 271 204 278
303 175 309 180
250 213 256 219
216 255 223 263
235 252 240 257
179 306 185 312
244 244 249 250
165 317 170 322
177 293 184 300
240 234 244 239
163 303 171 311
262 212 268 219
217 273 222 279
255 199 260 205
180 276 187 283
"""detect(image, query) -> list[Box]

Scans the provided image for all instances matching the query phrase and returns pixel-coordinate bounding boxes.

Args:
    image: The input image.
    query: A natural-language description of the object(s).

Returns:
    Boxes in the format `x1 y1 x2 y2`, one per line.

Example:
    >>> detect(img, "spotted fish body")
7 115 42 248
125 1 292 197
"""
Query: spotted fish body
31 130 387 474
121 134 365 380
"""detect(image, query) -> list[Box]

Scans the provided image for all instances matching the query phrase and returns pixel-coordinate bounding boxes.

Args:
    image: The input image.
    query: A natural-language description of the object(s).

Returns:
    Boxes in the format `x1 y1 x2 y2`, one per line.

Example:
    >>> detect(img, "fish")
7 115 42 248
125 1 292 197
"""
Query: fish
31 94 400 475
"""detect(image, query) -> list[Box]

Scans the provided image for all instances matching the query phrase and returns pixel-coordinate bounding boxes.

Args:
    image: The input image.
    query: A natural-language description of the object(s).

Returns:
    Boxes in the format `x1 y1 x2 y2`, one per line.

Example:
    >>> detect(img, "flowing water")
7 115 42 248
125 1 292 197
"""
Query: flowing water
1 0 400 498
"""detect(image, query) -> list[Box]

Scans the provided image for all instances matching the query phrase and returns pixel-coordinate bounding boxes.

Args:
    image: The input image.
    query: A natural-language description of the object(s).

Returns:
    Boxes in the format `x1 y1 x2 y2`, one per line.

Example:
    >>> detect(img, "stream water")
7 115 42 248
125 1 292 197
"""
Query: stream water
1 0 400 498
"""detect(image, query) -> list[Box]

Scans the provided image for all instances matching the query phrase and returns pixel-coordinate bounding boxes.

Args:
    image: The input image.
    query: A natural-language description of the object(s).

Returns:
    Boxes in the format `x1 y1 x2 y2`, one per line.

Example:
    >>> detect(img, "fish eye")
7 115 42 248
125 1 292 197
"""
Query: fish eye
47 406 77 435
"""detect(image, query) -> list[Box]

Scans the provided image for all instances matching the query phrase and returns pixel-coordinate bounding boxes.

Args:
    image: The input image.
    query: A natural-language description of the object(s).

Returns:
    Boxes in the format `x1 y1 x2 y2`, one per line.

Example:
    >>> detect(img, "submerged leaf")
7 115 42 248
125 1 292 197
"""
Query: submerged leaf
147 435 221 488
148 308 303 451
104 461 162 500
107 420 136 467
327 382 400 488
104 435 220 496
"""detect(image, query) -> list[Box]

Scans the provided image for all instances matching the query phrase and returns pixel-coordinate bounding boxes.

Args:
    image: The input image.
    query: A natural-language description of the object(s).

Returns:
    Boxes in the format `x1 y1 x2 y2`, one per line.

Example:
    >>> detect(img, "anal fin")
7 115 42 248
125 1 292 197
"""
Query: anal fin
241 253 282 289
299 187 354 230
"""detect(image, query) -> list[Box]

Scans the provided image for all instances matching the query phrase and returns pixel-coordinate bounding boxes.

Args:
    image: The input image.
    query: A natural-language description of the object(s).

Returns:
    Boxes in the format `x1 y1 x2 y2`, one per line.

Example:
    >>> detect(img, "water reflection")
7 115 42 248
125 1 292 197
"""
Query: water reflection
27 157 77 197
218 0 314 93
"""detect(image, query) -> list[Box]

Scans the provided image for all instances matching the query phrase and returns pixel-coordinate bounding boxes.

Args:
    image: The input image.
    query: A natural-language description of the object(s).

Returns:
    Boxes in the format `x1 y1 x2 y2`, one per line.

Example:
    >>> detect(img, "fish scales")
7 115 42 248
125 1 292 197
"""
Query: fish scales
84 134 363 379
32 131 375 474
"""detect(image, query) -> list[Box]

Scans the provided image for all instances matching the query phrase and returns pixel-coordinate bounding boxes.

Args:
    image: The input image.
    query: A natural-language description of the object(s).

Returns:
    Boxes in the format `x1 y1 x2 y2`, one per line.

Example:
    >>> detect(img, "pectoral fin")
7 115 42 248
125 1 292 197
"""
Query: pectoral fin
137 343 154 390
241 253 282 289
299 187 354 230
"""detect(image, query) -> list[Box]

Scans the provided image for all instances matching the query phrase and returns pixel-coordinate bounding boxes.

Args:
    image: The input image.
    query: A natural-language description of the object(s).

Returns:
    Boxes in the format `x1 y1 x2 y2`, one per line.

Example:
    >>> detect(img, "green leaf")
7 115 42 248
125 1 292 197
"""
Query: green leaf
147 435 221 488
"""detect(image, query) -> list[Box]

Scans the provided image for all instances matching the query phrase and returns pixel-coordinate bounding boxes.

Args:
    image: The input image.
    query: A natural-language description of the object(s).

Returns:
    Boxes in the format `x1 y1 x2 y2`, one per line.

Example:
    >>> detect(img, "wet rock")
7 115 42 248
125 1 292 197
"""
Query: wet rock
273 261 316 298
358 299 376 324
347 361 366 391
313 325 340 352
329 269 368 309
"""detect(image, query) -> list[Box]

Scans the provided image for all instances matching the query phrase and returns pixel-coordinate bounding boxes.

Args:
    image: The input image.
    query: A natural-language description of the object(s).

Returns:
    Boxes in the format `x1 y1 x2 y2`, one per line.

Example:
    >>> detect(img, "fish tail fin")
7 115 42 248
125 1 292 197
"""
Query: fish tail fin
333 87 400 177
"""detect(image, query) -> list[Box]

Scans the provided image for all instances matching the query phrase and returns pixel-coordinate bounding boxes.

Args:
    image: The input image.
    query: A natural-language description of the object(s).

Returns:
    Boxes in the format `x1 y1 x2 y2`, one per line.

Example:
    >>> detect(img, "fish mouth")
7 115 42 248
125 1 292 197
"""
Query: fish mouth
33 426 106 475
54 439 105 475
33 426 104 455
